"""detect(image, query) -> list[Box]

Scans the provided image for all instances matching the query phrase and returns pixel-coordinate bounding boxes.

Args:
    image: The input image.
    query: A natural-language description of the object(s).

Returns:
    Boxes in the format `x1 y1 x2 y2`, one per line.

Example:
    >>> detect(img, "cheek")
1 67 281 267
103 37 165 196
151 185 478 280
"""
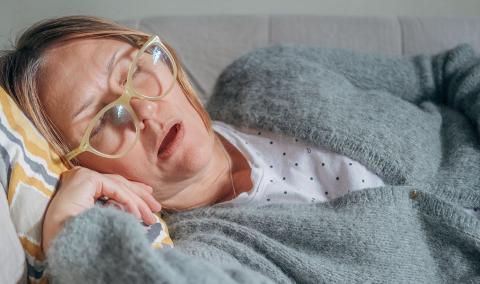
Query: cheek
167 98 210 167
77 148 151 180
181 121 214 169
174 96 214 170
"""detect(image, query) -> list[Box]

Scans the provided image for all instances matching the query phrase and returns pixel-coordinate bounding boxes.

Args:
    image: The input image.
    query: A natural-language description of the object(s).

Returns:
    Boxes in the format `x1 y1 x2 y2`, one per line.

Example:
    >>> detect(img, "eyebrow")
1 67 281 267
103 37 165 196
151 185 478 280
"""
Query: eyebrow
71 49 120 120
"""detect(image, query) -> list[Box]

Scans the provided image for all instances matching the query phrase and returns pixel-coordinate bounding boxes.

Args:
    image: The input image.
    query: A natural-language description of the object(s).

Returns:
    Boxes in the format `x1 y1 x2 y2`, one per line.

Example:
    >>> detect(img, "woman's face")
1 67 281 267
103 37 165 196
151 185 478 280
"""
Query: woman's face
38 38 215 202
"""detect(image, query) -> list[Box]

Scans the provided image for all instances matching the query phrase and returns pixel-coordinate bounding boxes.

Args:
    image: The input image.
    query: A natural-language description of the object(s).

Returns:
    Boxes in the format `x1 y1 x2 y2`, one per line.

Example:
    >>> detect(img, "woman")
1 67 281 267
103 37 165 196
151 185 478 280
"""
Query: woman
1 16 479 283
1 16 387 251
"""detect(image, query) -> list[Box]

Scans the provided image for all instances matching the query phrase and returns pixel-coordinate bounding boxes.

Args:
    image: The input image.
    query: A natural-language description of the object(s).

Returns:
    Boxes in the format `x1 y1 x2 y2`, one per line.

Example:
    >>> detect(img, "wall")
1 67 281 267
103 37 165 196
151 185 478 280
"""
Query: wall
1 0 480 47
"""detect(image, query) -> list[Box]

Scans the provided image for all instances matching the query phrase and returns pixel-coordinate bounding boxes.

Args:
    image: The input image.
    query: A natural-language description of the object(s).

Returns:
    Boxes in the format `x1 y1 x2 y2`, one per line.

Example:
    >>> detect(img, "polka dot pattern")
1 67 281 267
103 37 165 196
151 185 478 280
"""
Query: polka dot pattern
212 121 386 206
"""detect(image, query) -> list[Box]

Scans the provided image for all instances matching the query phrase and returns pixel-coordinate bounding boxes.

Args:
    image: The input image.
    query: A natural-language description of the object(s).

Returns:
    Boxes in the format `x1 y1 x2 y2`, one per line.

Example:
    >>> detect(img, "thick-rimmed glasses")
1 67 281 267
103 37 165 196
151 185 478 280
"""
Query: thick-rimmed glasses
65 35 178 161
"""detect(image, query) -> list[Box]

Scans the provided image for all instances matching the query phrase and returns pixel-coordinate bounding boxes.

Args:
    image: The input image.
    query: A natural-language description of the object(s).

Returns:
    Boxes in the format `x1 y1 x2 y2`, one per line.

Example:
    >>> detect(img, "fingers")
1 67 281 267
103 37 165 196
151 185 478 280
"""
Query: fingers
99 175 161 225
106 174 161 212
117 185 157 225
97 178 143 221
104 198 157 225
124 183 162 213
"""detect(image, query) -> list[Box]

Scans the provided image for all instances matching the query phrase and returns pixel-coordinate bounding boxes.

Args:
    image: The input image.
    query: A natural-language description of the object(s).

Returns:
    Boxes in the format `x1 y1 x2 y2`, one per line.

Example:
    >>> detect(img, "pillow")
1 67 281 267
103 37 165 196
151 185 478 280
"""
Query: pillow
0 183 26 283
0 87 172 283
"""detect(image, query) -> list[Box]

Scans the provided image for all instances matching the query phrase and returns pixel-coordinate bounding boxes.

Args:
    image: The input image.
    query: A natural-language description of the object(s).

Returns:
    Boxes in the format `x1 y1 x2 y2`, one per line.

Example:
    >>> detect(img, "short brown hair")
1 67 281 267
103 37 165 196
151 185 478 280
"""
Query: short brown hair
0 15 212 168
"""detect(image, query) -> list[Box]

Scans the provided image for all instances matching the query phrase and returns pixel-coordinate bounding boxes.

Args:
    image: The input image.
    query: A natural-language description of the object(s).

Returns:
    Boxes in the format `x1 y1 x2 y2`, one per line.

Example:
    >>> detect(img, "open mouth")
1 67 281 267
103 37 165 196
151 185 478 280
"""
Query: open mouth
157 122 183 160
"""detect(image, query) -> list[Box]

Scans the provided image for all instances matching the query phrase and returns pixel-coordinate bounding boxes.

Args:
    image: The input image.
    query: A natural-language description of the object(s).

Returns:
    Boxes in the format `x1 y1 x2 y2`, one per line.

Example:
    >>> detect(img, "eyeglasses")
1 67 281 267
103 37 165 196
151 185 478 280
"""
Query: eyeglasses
65 35 178 161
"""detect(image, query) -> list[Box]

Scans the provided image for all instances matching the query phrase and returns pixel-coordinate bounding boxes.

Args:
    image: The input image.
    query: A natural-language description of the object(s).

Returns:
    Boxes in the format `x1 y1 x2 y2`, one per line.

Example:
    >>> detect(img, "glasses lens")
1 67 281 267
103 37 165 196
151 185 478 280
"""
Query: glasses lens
131 42 175 99
88 105 137 156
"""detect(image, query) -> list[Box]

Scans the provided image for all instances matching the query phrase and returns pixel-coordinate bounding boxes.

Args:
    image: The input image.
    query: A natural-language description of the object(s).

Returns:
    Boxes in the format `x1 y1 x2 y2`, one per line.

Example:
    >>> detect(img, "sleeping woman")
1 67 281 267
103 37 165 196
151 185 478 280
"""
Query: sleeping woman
1 16 479 283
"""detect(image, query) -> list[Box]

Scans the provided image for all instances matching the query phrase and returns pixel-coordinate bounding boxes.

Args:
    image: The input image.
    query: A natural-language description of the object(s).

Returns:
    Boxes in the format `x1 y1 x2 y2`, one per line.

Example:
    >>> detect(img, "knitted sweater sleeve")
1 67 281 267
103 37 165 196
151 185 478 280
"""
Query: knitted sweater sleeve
332 44 480 135
302 44 480 134
45 206 275 284
213 44 480 135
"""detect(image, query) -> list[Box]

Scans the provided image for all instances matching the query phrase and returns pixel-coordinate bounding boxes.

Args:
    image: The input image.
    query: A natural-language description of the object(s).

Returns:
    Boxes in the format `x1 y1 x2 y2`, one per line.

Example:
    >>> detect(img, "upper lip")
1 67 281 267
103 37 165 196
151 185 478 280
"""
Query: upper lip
155 119 182 155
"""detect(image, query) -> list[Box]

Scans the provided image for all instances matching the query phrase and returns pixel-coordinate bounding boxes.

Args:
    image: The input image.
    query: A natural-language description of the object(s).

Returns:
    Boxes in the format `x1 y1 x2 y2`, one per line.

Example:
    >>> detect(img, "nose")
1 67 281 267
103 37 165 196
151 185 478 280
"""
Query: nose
129 98 160 130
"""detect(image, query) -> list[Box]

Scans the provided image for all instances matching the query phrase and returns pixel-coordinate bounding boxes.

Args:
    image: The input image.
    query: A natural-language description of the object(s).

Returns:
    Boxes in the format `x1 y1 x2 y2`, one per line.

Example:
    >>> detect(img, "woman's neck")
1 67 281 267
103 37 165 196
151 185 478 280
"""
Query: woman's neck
214 133 253 203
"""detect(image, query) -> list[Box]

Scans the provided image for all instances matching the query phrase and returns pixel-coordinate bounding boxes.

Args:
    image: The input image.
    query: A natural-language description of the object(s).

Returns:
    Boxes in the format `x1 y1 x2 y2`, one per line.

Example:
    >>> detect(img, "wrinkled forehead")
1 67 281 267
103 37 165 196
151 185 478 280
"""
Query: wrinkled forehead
44 38 115 73
40 38 125 97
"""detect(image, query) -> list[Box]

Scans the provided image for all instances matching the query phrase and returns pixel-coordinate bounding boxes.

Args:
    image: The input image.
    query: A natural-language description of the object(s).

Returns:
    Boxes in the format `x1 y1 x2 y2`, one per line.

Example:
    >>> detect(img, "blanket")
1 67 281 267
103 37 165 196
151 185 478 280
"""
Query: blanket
46 44 480 283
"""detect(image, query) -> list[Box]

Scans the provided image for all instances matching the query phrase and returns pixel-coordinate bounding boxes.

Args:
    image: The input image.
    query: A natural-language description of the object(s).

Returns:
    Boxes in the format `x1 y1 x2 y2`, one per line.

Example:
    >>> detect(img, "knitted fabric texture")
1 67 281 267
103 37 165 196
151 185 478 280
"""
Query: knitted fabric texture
46 44 480 283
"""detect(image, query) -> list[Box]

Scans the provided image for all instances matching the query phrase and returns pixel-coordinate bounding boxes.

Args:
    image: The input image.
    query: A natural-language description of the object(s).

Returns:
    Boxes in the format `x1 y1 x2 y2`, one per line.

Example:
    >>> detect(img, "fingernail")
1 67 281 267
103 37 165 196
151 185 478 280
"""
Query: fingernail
154 203 162 212
145 215 154 225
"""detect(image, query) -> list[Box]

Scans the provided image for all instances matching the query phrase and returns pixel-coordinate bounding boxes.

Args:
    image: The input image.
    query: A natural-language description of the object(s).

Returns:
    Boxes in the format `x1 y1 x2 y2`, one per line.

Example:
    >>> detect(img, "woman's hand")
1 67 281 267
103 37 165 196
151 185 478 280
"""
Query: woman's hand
42 166 162 254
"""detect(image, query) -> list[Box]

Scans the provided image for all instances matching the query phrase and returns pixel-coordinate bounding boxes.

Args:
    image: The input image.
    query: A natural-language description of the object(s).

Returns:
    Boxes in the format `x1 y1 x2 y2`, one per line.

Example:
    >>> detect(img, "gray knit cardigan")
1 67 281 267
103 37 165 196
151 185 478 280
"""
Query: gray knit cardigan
46 44 480 283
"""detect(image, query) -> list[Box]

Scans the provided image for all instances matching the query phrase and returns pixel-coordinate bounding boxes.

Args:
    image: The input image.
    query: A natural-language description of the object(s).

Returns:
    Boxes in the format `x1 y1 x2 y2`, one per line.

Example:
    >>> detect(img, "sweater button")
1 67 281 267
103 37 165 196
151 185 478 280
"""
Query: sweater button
409 190 419 200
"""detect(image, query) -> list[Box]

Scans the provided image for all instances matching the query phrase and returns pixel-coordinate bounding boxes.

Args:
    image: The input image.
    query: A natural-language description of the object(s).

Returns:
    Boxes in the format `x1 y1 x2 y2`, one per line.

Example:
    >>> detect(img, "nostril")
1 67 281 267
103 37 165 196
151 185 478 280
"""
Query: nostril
159 121 166 131
139 119 164 133
138 120 146 130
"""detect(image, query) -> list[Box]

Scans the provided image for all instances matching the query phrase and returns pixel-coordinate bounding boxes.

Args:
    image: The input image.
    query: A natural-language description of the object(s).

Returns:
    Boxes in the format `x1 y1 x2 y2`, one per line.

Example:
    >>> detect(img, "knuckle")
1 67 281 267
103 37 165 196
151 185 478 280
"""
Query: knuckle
142 185 153 192
140 199 149 207
60 167 88 186
70 167 94 180
112 190 121 201
132 187 145 196
73 166 88 175
111 174 127 183
84 177 98 189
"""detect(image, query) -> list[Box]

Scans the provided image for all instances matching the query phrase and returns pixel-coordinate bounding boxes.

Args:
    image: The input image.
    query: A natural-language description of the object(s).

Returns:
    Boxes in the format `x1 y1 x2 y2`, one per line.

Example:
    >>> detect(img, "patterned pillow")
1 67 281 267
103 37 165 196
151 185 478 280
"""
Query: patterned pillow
0 87 172 283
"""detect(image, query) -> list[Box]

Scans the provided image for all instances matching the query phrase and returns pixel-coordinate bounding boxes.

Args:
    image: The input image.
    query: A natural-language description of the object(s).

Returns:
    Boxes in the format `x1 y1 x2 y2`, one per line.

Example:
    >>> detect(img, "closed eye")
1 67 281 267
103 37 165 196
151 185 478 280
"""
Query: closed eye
121 65 141 86
90 115 106 138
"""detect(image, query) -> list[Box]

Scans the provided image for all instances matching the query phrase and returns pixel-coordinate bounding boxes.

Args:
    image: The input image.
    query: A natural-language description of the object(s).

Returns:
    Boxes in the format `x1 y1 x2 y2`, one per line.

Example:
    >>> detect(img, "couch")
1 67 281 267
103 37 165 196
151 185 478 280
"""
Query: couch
2 14 480 283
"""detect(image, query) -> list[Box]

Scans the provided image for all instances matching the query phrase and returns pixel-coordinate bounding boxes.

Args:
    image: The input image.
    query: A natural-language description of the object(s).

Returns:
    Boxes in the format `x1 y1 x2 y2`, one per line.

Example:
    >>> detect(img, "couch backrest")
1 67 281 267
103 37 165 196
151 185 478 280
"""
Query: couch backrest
120 15 480 102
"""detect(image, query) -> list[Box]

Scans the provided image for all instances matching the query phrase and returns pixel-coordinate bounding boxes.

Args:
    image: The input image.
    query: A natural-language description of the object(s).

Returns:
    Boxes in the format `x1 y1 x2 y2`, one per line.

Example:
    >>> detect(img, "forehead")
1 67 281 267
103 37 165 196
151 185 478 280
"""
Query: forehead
41 37 128 92
45 38 120 69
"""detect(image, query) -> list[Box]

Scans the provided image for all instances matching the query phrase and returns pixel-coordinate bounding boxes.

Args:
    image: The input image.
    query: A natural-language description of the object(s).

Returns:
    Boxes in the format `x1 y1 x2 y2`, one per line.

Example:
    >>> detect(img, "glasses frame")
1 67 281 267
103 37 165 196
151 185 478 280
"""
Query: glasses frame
65 35 178 161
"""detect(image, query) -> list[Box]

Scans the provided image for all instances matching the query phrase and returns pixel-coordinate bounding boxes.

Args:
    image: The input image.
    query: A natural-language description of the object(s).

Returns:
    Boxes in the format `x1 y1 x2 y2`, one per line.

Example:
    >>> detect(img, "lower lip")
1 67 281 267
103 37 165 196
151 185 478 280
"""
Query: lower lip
157 123 184 160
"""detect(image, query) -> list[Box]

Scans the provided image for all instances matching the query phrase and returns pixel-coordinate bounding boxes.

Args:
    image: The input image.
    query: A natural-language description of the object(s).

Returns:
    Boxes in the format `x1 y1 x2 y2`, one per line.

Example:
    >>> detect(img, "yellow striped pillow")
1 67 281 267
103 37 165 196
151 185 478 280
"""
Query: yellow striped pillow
0 87 172 283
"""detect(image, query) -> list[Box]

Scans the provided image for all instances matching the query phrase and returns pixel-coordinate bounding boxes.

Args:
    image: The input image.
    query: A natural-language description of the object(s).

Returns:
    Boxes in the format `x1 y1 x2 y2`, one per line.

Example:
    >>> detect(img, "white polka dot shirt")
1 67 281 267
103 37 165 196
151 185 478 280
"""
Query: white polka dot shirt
213 121 386 206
